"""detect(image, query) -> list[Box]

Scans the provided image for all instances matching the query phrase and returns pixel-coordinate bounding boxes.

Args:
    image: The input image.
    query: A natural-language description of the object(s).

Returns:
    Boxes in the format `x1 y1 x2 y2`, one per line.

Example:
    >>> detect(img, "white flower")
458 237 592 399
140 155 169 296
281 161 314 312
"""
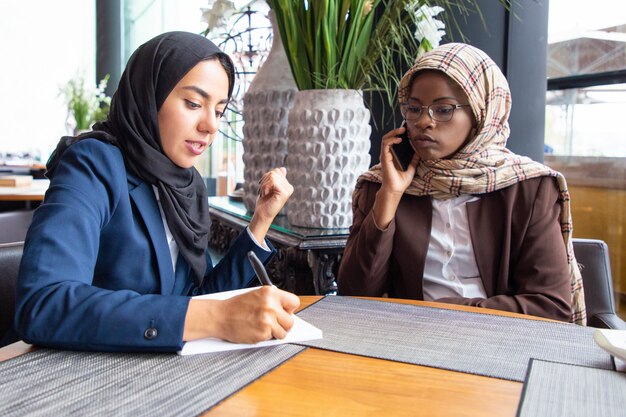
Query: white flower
415 17 445 45
412 5 446 54
415 5 444 21
201 0 236 33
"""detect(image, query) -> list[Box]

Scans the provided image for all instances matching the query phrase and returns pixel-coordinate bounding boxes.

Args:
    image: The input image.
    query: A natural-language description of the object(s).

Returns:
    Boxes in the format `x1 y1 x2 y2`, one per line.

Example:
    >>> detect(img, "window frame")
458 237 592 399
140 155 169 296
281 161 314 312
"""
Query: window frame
547 69 626 90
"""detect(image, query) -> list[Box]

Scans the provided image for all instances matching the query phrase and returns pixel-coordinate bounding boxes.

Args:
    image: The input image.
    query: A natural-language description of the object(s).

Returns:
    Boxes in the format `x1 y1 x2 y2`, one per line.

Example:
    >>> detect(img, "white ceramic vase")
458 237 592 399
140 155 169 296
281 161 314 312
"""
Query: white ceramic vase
285 89 371 228
241 10 297 212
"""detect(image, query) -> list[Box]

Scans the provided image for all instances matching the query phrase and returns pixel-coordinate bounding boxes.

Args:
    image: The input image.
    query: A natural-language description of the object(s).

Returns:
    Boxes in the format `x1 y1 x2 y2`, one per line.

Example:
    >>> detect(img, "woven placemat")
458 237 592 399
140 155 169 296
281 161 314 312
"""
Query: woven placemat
296 296 613 381
517 359 626 417
0 344 305 417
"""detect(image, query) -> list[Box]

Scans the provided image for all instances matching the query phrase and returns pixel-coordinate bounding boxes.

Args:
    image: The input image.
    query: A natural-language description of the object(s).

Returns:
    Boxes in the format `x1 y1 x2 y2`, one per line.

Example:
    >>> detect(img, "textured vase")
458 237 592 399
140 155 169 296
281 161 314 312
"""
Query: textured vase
285 89 371 228
241 10 297 212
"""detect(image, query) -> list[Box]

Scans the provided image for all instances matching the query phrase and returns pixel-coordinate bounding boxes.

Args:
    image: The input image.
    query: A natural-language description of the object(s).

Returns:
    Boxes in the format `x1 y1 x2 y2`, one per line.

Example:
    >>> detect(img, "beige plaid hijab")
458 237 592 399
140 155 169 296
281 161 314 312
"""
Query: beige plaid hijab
357 43 586 324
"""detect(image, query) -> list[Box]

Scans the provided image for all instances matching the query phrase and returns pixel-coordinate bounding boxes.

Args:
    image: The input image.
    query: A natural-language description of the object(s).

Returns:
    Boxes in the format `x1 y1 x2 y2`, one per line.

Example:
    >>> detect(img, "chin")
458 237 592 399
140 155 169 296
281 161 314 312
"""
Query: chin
417 152 436 161
171 158 197 169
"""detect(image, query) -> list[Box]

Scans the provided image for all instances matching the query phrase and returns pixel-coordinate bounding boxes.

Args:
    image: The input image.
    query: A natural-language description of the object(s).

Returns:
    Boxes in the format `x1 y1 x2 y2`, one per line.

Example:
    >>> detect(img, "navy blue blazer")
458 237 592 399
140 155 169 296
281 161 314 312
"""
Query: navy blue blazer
15 139 273 352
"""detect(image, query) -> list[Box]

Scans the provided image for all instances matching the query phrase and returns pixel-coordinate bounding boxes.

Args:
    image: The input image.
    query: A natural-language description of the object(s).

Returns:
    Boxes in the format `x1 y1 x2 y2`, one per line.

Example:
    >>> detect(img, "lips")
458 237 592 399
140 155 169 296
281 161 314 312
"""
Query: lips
410 134 437 148
185 140 207 156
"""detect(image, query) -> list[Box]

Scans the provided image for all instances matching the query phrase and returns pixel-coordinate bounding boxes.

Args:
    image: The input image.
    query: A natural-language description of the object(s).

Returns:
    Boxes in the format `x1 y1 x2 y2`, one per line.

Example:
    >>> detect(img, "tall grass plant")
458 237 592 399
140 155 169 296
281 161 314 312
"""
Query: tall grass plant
268 0 509 105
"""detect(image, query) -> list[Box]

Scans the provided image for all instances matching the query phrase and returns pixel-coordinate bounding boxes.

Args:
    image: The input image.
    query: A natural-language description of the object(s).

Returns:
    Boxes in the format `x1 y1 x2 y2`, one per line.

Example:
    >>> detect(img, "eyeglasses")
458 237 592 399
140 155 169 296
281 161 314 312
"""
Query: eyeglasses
400 103 471 122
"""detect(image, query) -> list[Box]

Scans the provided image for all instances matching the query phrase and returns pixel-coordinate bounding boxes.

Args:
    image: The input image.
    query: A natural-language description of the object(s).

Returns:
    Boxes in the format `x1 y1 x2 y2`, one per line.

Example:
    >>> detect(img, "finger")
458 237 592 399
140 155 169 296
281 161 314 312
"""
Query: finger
265 286 298 316
277 289 300 314
250 289 294 341
380 137 403 164
257 173 268 196
382 126 407 140
258 181 269 198
271 321 289 340
405 153 420 177
260 168 285 184
257 318 274 342
258 171 278 188
271 169 290 186
259 173 282 197
260 175 292 200
263 173 286 190
382 136 403 147
272 310 295 339
259 182 279 199
273 180 293 197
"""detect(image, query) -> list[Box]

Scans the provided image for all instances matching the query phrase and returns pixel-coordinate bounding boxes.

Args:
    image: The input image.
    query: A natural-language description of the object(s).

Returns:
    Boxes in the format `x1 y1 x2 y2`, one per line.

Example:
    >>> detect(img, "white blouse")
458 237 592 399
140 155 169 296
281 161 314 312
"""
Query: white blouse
152 186 179 272
152 186 269 273
422 195 487 301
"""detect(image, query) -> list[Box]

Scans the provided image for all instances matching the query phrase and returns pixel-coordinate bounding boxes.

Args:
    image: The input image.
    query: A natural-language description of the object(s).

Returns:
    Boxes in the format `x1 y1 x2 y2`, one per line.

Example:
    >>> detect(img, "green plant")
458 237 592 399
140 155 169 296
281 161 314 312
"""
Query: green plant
62 74 111 132
268 0 509 104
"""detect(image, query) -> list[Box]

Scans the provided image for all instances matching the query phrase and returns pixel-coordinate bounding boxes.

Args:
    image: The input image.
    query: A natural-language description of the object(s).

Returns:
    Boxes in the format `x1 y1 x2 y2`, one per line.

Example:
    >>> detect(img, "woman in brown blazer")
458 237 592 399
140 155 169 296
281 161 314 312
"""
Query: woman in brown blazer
337 43 586 324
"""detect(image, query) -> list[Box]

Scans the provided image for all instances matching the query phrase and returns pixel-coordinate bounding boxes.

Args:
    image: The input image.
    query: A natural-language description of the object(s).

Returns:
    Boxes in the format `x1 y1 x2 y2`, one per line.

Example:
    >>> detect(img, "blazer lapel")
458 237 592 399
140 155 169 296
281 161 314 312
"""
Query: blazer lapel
467 196 503 297
128 175 176 295
397 195 432 299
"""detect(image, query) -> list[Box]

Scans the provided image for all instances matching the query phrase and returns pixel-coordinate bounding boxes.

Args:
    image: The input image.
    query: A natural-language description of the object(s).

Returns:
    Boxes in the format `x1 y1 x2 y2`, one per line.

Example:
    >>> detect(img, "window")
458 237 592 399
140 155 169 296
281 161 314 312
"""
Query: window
123 0 271 195
545 0 626 319
545 0 626 156
0 0 95 163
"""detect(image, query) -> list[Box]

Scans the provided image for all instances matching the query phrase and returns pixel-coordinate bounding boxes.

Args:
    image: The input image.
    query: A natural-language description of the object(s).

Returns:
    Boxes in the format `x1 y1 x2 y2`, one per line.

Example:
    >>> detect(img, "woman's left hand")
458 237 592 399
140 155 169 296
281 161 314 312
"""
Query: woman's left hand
249 167 293 243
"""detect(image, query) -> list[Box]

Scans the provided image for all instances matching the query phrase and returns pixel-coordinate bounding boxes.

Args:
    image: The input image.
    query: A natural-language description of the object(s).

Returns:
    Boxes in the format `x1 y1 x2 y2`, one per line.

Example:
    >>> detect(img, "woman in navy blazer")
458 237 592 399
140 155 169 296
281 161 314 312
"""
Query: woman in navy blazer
15 32 299 352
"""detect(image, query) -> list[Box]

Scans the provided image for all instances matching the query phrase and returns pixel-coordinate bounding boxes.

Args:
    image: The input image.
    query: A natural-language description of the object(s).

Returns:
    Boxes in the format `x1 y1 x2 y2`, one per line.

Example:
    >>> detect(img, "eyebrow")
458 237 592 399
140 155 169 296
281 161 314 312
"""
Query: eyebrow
407 96 460 103
182 85 229 104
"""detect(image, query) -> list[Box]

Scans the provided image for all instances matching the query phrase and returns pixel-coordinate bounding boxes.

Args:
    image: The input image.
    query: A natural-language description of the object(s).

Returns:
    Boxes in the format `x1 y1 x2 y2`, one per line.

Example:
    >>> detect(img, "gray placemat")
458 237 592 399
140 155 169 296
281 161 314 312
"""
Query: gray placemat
0 344 305 417
296 296 613 381
517 359 626 417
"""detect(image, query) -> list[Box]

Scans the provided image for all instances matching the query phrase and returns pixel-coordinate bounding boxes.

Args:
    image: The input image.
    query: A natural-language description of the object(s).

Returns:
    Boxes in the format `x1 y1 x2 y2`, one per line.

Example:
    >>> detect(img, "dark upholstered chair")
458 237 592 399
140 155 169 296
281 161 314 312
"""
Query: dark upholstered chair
0 210 33 244
573 238 626 329
0 242 23 347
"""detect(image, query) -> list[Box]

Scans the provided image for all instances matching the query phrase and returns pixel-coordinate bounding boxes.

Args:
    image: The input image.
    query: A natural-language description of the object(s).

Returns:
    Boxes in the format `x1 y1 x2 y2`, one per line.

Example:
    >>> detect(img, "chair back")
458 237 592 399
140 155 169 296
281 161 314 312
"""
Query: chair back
0 242 23 346
0 210 33 244
572 238 626 329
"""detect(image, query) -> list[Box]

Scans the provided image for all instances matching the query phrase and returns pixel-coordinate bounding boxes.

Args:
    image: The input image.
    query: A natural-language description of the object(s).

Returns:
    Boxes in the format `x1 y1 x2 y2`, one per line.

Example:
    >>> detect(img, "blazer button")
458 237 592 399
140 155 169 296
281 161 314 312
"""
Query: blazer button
192 287 199 296
144 327 158 340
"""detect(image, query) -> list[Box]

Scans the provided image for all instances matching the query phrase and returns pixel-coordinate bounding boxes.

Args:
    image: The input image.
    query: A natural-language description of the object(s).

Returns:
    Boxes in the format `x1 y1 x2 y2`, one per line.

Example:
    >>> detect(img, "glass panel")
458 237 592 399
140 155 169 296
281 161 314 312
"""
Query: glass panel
202 1 271 193
548 0 626 78
0 0 95 162
546 0 626 320
123 0 206 63
545 83 626 157
209 197 350 238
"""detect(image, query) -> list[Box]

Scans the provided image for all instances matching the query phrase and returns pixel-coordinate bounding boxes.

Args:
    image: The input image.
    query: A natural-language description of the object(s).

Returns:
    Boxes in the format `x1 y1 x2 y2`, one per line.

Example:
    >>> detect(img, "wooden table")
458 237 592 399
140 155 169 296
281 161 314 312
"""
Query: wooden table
0 297 536 416
0 179 49 210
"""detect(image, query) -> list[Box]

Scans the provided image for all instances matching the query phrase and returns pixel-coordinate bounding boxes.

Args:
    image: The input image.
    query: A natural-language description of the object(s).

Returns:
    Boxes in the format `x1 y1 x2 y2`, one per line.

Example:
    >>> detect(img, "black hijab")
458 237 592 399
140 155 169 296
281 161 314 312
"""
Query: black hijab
47 31 235 288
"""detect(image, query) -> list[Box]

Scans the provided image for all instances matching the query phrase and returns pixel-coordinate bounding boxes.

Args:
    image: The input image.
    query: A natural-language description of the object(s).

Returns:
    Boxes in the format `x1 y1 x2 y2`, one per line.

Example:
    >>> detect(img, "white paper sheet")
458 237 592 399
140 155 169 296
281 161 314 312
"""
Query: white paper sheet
177 287 323 356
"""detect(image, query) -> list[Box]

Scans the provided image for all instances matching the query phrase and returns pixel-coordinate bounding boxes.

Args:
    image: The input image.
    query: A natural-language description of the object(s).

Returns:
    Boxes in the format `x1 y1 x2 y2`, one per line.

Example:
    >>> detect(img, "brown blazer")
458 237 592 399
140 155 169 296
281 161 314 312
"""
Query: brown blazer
337 176 573 322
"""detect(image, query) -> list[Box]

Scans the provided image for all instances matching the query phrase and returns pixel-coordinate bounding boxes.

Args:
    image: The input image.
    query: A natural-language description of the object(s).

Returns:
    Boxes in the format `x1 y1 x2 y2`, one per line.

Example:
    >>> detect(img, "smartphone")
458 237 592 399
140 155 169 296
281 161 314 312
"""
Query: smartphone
390 121 415 171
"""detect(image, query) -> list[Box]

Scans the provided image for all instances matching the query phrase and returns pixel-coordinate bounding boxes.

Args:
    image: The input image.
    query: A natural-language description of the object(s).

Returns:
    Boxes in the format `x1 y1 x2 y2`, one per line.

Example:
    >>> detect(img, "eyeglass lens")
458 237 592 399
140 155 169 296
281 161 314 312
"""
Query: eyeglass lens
402 104 457 122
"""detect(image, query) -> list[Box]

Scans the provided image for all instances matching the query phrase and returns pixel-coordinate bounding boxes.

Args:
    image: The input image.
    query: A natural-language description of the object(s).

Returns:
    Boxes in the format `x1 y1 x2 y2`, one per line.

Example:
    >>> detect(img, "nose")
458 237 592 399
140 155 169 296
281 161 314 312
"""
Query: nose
198 110 219 135
413 106 435 129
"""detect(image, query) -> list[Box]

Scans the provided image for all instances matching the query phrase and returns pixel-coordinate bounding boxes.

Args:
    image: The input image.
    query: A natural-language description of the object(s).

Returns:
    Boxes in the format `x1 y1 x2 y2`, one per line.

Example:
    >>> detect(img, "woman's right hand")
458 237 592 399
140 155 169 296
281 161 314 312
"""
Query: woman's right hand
379 125 419 194
372 126 420 229
183 286 300 344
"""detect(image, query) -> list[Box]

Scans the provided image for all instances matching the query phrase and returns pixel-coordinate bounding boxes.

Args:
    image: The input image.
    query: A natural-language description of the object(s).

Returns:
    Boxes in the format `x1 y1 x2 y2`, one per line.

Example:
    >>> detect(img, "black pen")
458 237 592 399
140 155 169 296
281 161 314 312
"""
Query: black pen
247 251 274 286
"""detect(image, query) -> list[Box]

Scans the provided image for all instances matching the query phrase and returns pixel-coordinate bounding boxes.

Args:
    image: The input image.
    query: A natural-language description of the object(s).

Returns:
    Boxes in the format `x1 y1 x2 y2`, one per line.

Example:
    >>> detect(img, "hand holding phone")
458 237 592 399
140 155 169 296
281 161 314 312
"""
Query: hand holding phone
390 121 415 171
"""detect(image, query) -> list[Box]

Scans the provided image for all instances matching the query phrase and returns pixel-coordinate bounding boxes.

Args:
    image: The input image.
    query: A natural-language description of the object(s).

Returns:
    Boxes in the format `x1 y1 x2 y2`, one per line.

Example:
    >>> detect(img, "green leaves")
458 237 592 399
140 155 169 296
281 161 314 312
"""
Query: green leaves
269 0 382 90
267 0 510 107
61 74 111 132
